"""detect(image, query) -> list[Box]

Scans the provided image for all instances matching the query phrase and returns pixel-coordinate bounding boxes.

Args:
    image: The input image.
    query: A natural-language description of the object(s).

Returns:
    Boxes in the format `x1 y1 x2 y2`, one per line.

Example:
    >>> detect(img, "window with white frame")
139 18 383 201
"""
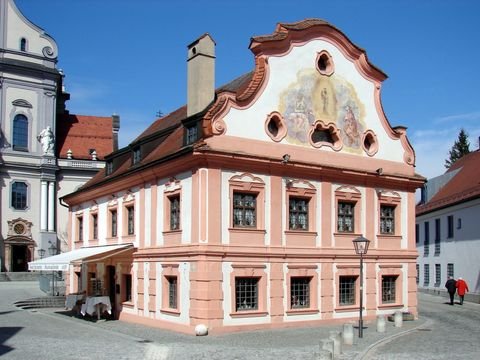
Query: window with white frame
92 214 98 239
233 193 257 228
289 197 309 230
434 218 441 255
290 277 311 309
435 264 441 287
127 206 134 235
447 263 454 278
235 277 259 311
424 221 430 256
169 195 180 230
167 276 178 309
380 205 395 234
110 209 117 237
77 216 83 242
382 275 397 303
337 202 354 232
423 264 430 286
339 276 356 306
447 215 454 238
12 114 28 151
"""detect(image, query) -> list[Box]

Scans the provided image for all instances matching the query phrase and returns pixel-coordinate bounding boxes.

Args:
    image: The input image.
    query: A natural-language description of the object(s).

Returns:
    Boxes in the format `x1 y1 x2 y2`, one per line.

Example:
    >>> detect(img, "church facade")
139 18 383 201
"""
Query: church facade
61 20 424 334
0 0 117 273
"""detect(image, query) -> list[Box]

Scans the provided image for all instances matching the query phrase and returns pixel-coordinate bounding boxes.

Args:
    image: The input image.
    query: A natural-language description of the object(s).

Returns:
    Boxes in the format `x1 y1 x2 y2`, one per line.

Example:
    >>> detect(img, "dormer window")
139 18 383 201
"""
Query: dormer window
186 124 198 145
132 147 141 165
20 38 27 52
106 160 113 175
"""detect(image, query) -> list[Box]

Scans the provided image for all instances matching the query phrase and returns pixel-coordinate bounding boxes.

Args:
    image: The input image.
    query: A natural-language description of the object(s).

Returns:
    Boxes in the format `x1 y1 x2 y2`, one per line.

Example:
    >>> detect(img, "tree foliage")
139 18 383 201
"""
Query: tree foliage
445 129 470 169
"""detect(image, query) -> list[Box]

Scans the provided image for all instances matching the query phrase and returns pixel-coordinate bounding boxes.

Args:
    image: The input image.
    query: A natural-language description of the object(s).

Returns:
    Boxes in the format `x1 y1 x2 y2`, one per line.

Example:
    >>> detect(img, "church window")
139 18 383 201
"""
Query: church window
12 115 29 151
11 181 28 210
20 38 27 52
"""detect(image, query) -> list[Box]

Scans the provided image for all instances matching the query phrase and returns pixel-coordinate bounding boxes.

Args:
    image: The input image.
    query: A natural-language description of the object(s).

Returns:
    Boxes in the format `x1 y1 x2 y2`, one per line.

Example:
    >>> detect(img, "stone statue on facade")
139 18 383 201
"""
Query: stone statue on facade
37 126 55 155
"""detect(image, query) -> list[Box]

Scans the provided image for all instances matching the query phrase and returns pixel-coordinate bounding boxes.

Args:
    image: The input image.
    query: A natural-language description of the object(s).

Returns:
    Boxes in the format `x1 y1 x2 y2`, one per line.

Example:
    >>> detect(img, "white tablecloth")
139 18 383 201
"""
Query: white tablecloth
80 296 112 316
65 294 85 309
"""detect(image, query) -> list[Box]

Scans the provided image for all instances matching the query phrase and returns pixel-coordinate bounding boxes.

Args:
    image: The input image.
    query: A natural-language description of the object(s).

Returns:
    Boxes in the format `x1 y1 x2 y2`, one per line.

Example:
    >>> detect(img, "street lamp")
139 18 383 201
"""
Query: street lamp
353 235 370 338
37 248 46 259
48 242 57 296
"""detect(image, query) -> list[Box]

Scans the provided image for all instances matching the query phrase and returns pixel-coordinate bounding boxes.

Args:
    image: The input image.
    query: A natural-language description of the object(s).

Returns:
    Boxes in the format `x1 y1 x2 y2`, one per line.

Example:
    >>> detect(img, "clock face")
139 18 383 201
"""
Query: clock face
14 223 25 235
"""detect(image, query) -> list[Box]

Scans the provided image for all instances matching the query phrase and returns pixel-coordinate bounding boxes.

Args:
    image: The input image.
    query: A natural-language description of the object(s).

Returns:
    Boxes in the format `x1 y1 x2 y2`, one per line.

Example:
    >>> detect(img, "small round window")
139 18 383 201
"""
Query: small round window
265 112 287 142
362 130 379 156
316 51 334 76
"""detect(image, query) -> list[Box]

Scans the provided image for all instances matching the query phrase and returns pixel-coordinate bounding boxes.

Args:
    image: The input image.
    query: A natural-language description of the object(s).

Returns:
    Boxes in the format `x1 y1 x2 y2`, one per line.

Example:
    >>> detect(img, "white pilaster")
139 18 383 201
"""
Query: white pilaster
48 181 55 231
40 180 48 231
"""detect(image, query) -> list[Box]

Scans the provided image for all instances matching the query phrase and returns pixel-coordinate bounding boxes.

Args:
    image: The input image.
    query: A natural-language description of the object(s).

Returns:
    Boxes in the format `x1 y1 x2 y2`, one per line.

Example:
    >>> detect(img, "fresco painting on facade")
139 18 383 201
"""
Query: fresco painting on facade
280 68 365 153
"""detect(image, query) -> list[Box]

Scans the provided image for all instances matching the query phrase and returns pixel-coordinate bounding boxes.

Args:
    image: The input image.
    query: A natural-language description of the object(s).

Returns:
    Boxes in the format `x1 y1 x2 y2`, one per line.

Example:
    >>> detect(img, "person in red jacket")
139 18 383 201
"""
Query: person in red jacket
455 277 469 305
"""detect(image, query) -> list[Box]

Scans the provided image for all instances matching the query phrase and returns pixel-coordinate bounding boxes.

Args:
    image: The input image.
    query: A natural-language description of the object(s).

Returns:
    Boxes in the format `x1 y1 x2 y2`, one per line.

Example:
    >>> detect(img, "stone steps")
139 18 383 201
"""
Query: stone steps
14 296 66 309
0 272 39 281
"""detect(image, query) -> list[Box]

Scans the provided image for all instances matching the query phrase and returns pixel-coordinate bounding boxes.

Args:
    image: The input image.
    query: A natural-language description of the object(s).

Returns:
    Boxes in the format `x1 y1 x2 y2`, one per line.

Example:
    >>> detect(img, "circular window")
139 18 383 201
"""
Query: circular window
14 223 25 235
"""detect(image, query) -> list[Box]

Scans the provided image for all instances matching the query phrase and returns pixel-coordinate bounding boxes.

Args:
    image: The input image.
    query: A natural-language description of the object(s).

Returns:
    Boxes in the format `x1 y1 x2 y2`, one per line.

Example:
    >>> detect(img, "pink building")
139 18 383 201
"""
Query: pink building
59 19 423 334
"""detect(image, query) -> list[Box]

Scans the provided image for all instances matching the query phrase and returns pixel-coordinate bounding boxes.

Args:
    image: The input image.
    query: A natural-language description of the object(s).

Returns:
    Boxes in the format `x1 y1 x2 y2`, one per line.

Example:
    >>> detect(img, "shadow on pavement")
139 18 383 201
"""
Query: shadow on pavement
0 327 22 356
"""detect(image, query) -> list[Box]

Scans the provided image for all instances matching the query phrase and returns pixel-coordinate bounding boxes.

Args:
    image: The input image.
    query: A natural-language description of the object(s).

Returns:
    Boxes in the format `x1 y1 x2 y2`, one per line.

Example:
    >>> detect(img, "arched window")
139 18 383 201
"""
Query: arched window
11 182 28 210
12 114 28 151
20 38 27 52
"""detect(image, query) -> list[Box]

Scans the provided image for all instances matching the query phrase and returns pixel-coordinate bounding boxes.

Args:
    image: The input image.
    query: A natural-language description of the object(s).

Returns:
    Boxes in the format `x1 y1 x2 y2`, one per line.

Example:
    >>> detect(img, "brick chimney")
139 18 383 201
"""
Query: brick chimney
187 34 215 117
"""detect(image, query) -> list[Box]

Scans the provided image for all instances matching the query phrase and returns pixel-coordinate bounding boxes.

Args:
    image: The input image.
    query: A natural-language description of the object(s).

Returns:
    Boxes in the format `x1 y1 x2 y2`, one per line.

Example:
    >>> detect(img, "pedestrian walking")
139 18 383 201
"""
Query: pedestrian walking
456 277 469 305
445 276 457 305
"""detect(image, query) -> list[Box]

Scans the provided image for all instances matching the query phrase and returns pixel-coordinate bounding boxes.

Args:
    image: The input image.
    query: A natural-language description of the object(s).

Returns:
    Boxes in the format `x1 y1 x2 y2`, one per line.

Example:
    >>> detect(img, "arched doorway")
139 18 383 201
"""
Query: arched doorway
5 218 36 272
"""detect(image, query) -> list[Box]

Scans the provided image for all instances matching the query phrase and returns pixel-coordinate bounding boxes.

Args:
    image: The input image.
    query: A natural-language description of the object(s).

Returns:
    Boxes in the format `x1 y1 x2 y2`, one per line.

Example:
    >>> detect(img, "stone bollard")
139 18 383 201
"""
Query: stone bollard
320 338 334 358
315 349 333 360
329 330 342 356
376 315 386 333
342 323 354 345
394 311 403 328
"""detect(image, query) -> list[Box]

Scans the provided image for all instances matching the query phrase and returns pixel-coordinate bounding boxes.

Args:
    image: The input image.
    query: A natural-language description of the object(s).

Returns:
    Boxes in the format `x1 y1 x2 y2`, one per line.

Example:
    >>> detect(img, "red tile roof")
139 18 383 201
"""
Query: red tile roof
416 150 480 215
56 114 114 160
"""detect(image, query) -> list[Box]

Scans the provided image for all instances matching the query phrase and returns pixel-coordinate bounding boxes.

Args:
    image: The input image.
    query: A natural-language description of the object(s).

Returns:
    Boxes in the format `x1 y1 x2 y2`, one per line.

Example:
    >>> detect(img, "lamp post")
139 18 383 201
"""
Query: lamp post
37 248 46 259
48 242 57 296
352 235 370 338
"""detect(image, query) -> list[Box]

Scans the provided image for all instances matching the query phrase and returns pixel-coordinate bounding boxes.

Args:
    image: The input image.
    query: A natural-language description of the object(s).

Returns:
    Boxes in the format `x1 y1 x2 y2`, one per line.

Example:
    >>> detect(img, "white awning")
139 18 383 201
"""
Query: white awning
28 244 134 271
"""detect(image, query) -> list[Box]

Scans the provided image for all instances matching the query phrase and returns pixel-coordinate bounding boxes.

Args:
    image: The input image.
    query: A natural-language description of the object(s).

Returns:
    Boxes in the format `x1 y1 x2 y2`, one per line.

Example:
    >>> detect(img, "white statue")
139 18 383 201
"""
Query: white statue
37 126 55 155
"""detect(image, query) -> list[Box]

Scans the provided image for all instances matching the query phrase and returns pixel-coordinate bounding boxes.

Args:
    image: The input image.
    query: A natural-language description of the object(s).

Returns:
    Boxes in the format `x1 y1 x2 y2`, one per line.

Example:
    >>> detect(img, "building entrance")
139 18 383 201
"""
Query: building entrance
11 244 29 272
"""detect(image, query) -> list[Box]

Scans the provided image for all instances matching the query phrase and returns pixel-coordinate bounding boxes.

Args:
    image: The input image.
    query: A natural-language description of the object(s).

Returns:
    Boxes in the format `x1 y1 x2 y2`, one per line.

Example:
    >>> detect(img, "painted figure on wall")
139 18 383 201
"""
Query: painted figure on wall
279 68 365 152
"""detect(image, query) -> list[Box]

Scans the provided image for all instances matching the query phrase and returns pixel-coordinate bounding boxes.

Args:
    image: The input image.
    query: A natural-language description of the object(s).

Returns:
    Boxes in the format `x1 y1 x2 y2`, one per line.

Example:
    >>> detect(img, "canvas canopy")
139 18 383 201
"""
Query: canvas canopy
28 244 133 271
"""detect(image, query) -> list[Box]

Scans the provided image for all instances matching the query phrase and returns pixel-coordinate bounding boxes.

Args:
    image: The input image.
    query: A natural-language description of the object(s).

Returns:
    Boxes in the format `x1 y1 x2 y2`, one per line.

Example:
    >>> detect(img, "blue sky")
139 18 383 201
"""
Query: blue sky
16 0 480 179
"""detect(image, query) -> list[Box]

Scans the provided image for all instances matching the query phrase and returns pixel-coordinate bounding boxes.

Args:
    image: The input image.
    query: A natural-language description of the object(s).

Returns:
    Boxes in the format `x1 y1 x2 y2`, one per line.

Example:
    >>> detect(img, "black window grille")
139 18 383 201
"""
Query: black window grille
435 264 441 287
338 202 354 232
291 277 311 309
447 215 454 238
424 222 429 257
169 195 180 230
339 276 356 306
167 276 177 309
92 214 98 239
233 193 257 227
111 210 117 237
127 206 134 235
447 263 454 278
289 198 309 230
423 264 429 286
235 277 259 311
380 205 395 234
382 275 397 303
78 217 83 241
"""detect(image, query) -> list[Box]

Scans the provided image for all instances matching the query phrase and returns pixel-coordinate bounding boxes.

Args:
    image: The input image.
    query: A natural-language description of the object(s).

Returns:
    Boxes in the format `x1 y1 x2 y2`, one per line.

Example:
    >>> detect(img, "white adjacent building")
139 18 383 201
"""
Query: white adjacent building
0 0 117 273
416 150 480 303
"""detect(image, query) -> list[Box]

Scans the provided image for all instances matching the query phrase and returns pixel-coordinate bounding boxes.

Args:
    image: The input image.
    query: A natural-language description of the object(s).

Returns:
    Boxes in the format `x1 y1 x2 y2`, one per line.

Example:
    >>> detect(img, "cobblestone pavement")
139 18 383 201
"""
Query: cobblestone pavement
3 282 479 359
